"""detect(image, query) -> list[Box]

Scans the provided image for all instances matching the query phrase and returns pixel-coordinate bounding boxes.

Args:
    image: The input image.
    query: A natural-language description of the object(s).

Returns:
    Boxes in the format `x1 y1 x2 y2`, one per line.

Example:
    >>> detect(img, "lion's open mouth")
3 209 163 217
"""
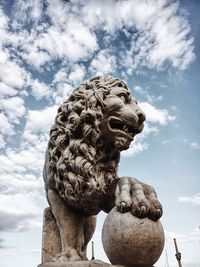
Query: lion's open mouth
108 117 137 140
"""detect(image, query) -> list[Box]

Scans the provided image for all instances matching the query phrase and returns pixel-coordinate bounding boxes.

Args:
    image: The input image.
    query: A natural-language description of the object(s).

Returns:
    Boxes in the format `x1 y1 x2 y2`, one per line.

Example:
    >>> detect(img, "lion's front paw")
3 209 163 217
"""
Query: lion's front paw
115 177 163 221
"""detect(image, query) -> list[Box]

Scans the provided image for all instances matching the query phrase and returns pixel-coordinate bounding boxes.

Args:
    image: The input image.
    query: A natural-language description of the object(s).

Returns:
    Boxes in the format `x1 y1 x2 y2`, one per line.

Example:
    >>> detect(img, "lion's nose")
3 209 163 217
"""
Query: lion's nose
136 109 146 125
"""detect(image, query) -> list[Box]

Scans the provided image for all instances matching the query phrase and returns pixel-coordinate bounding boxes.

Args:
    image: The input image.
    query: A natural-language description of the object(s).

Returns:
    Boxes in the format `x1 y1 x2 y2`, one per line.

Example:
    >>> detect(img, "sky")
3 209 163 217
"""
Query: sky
0 0 200 267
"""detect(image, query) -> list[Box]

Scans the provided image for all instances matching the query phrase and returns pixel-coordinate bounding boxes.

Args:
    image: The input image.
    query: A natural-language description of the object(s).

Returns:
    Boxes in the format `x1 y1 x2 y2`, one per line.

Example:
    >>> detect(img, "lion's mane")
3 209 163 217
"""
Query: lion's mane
47 76 129 214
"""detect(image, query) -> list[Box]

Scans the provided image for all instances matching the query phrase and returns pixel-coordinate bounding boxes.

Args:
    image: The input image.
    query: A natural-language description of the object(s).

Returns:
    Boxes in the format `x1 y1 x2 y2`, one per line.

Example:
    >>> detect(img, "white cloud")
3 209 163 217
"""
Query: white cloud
122 141 149 157
45 4 98 61
89 50 116 75
0 51 28 88
51 67 75 104
0 174 43 194
1 0 194 74
0 107 57 174
0 97 26 124
0 82 18 97
23 49 51 69
53 68 68 84
0 134 6 149
133 85 163 103
146 94 163 104
142 123 159 136
149 9 195 70
140 102 176 125
66 18 98 54
0 209 41 231
0 7 9 44
24 106 57 135
134 85 145 94
31 79 51 100
0 113 14 136
52 82 73 106
178 193 200 207
68 64 86 85
0 147 44 175
12 0 43 23
20 20 97 68
0 186 45 231
0 13 31 91
2 2 97 69
0 7 8 26
45 0 70 28
22 106 58 154
190 142 200 150
82 0 194 70
131 1 194 70
162 139 171 145
165 228 200 243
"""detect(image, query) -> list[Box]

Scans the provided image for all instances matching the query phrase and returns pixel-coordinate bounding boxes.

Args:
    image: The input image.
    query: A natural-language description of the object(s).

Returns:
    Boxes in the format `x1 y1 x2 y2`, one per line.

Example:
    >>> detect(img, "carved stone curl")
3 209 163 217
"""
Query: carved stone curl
42 76 163 264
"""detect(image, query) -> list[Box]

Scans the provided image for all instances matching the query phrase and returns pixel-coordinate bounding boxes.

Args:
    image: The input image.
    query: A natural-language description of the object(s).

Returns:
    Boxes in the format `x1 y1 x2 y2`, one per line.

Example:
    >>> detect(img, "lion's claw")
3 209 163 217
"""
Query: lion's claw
131 202 149 218
116 177 163 221
140 204 149 215
148 205 163 221
120 201 127 212
156 208 163 217
116 201 130 213
120 201 126 209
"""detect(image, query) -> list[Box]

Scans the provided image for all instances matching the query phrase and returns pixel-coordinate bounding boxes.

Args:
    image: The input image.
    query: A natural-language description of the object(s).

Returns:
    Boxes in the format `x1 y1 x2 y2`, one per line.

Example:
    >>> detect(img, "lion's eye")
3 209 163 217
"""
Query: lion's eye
118 93 128 103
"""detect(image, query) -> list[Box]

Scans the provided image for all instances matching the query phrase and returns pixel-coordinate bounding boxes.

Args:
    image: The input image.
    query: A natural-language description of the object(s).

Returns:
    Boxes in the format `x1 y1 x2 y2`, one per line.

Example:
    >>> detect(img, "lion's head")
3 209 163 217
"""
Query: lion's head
46 76 145 214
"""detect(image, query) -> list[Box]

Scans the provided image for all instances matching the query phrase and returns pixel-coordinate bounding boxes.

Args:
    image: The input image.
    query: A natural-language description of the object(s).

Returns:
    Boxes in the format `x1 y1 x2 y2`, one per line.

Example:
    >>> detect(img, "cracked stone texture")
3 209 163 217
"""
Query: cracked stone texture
102 207 165 267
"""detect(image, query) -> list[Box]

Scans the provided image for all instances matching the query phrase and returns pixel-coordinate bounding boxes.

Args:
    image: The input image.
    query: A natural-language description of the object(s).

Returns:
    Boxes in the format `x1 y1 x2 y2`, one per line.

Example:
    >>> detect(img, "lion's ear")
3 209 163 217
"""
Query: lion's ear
96 94 105 108
93 89 106 108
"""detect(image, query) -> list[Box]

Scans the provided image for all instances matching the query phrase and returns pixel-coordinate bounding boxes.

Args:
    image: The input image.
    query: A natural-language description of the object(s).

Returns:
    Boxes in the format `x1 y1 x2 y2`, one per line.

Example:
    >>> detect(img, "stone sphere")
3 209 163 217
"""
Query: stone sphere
102 207 165 267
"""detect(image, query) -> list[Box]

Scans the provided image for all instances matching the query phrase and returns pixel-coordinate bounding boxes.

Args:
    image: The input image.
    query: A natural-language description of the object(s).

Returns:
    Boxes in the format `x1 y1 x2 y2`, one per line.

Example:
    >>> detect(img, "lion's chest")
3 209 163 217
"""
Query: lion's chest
63 178 116 215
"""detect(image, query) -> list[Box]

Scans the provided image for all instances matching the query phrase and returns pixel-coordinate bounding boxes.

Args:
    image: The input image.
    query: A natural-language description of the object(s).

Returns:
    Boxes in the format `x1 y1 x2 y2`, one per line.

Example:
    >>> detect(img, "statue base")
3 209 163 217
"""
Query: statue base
38 259 123 267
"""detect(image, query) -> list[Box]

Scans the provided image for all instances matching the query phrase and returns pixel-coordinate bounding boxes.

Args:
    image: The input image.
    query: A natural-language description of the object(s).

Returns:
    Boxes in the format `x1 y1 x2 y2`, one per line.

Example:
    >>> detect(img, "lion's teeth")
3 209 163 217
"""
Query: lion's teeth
122 124 134 135
124 126 129 133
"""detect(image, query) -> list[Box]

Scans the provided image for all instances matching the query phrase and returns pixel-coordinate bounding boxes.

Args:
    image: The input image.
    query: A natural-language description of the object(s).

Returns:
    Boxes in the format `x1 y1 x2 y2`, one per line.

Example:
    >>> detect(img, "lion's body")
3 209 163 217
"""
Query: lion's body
44 76 135 215
42 76 162 263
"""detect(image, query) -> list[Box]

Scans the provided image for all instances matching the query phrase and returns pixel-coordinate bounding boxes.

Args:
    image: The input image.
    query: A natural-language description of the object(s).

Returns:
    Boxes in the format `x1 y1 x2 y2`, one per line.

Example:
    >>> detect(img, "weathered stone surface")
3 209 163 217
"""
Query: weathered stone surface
41 207 61 263
38 260 123 267
102 207 165 267
39 76 164 266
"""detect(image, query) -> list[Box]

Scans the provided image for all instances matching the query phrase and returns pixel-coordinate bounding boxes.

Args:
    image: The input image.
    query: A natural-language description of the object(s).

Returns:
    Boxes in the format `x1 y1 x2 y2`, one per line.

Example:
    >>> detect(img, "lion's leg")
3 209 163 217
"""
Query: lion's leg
82 216 96 259
47 189 85 262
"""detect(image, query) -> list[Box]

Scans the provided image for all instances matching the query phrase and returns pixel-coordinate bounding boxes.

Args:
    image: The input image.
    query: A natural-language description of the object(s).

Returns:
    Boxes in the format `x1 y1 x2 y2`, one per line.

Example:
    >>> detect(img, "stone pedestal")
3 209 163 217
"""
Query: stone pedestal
38 260 123 267
41 207 62 263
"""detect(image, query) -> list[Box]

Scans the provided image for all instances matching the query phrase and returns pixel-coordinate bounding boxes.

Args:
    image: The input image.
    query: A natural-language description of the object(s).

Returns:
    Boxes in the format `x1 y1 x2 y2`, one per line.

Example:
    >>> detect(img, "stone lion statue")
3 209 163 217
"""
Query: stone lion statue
43 76 162 263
